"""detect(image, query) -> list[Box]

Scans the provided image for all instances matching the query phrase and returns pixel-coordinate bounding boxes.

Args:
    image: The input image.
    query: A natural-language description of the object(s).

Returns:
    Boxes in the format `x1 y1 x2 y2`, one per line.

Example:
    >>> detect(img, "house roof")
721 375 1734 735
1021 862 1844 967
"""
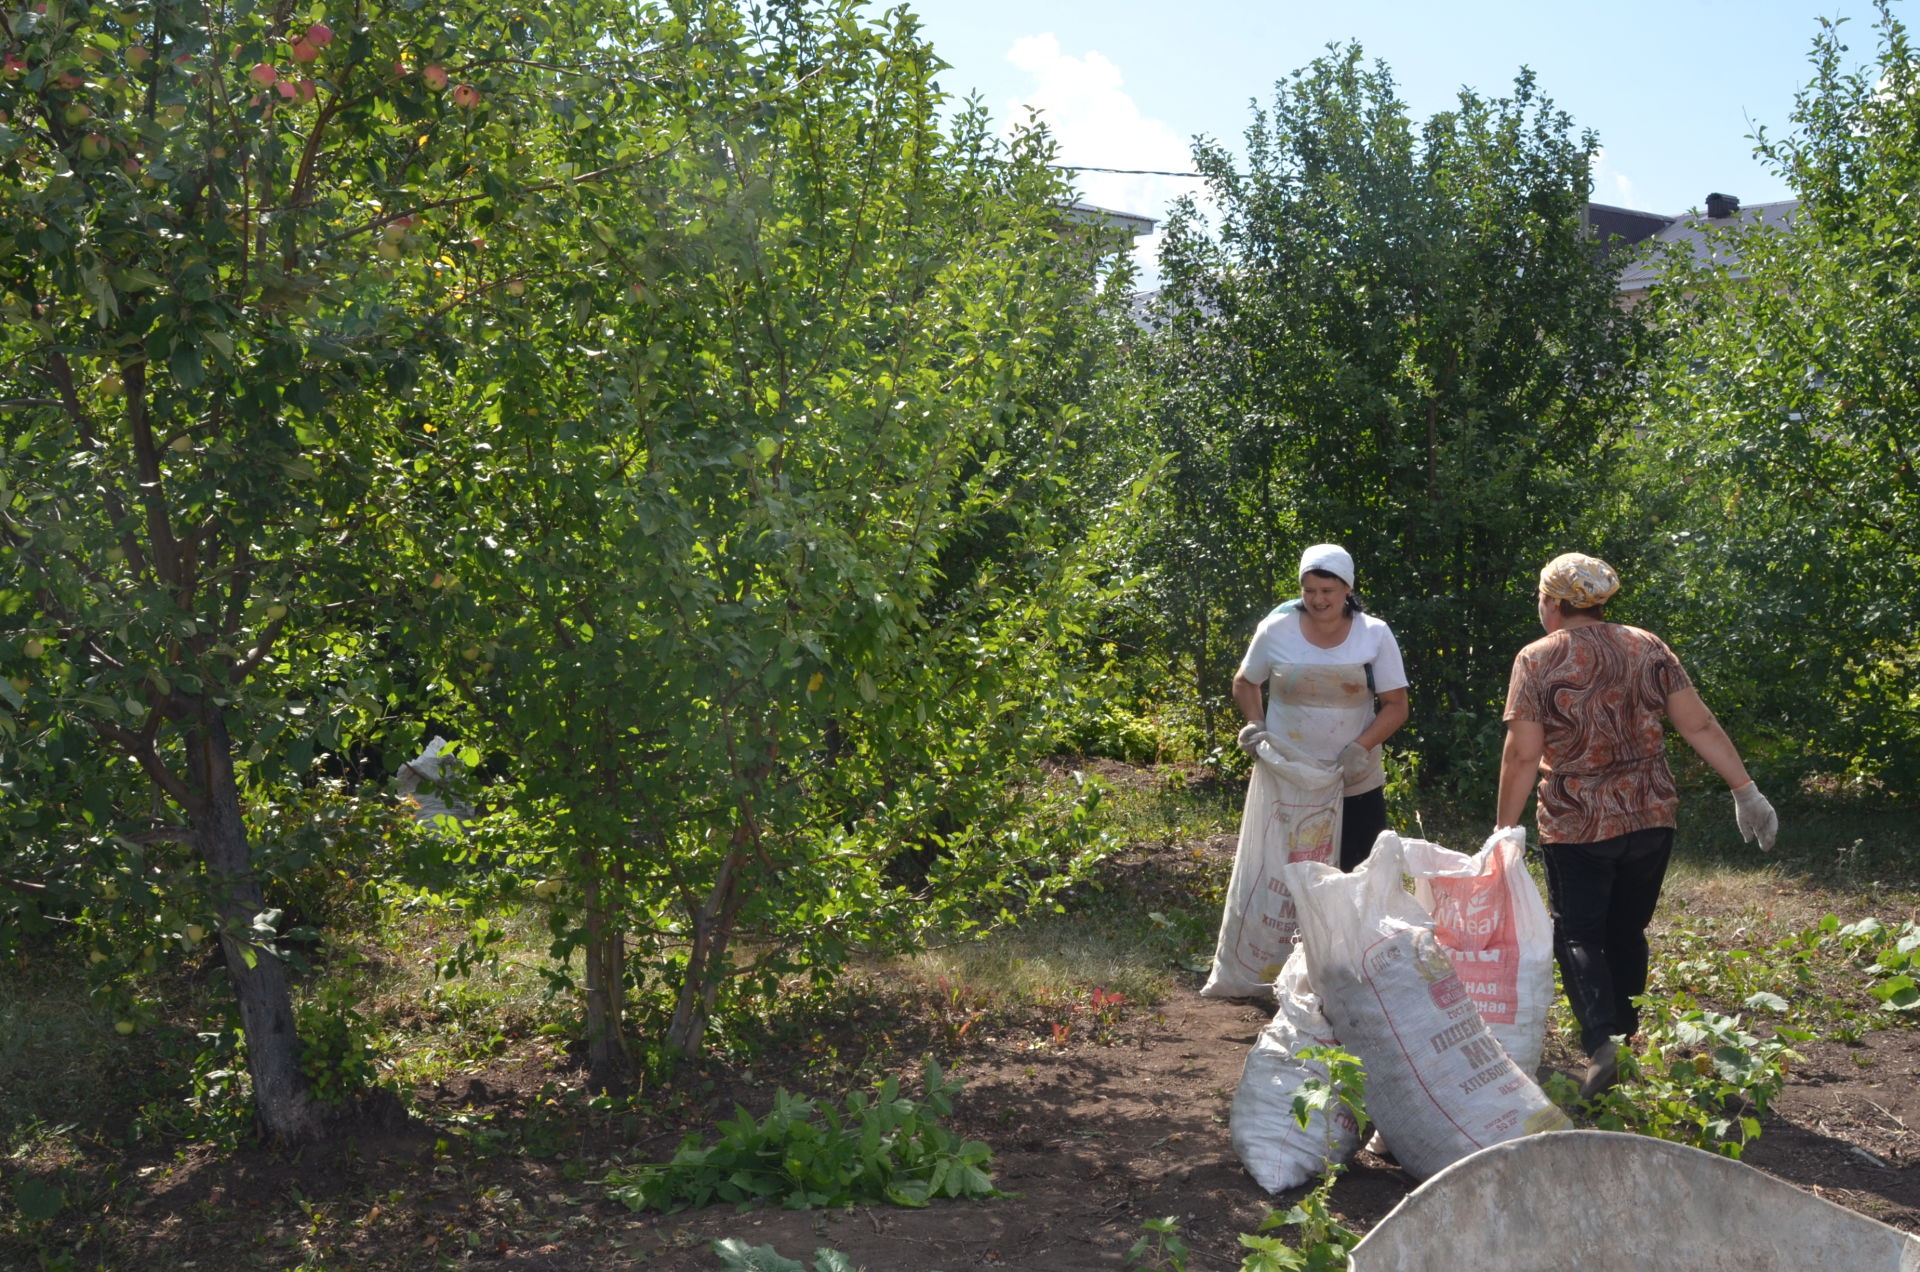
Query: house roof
1612 198 1799 292
1584 201 1674 250
1054 201 1158 240
1125 195 1792 317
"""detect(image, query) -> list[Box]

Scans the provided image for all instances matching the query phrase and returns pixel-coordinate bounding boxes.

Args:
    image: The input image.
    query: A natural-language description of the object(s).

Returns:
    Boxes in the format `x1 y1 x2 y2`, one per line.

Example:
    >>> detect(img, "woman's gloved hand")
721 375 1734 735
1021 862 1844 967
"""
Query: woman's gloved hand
1337 741 1372 785
1237 722 1265 755
1732 781 1778 851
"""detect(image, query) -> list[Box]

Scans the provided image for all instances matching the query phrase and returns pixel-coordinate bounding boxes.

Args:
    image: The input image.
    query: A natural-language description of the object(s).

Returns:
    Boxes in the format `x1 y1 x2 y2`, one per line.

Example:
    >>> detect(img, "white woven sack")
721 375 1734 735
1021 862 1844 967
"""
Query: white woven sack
1402 828 1554 1076
1285 835 1571 1181
1230 948 1362 1193
1201 734 1344 998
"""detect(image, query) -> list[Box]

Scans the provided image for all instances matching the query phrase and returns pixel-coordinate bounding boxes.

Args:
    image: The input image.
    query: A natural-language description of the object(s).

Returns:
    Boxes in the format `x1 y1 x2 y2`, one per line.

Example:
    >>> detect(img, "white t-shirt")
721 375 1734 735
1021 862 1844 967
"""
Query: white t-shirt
1237 610 1408 796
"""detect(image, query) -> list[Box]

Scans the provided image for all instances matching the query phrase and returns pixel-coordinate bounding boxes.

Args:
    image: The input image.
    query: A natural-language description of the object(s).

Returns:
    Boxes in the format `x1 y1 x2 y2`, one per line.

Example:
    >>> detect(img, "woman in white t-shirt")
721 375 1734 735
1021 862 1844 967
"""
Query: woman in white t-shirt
1231 543 1410 870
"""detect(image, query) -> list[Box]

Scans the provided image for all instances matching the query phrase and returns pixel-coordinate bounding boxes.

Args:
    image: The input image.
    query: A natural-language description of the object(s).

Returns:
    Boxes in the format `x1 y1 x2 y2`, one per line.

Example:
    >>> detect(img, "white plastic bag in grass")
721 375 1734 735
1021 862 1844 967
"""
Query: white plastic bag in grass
396 736 472 828
1401 827 1553 1076
1201 733 1344 998
1230 947 1362 1193
1285 835 1571 1181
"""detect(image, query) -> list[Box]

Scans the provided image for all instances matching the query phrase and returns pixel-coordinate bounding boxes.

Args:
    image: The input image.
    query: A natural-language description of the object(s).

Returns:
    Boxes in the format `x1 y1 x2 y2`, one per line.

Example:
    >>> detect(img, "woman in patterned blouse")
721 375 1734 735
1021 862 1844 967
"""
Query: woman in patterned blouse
1495 552 1778 1098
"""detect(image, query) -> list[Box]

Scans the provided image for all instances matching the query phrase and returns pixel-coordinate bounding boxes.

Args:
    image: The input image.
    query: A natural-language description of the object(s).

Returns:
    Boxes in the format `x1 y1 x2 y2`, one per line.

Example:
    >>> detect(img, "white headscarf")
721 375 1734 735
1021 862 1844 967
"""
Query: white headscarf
1298 543 1355 588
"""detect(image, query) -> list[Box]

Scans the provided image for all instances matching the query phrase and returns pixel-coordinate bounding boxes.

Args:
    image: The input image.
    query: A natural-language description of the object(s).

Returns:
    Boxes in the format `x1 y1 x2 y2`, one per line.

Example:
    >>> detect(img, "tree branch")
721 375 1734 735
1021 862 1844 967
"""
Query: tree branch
91 718 193 808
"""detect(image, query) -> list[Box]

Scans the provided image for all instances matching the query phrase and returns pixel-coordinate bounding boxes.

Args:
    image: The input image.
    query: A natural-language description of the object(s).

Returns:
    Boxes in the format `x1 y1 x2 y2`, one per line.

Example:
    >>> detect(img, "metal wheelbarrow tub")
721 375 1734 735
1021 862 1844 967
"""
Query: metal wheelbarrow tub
1349 1129 1920 1271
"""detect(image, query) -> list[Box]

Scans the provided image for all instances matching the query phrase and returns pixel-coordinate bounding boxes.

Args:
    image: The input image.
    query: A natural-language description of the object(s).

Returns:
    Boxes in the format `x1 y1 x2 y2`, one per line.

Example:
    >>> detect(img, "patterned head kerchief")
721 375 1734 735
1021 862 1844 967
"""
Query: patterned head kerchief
1538 553 1620 607
1298 543 1355 587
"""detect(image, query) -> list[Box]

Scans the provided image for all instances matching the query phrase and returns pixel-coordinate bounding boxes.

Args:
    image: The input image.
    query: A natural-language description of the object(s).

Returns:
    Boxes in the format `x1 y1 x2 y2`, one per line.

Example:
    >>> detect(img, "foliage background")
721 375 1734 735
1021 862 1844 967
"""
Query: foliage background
1134 48 1643 788
1 0 1915 1148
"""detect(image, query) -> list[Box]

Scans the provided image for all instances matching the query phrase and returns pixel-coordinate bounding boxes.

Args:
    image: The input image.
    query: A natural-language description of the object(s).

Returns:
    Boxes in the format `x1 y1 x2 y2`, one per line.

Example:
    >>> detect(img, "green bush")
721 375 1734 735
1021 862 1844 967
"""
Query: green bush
1571 1000 1798 1159
606 1058 996 1212
1065 701 1164 765
295 982 379 1108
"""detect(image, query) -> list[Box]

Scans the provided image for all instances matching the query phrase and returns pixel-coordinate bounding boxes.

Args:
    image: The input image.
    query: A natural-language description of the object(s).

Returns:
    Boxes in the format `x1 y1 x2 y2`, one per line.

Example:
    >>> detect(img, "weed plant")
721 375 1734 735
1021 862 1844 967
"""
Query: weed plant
1562 998 1798 1159
605 1058 995 1213
1244 1046 1365 1271
1126 1048 1364 1272
1126 1215 1190 1272
1648 909 1920 1047
1825 916 1920 1014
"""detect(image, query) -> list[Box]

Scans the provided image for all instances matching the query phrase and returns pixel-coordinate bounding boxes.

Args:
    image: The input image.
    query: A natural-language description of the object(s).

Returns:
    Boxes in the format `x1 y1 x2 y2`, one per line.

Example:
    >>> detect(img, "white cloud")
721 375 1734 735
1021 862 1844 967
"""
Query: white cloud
1588 147 1637 208
1000 33 1201 284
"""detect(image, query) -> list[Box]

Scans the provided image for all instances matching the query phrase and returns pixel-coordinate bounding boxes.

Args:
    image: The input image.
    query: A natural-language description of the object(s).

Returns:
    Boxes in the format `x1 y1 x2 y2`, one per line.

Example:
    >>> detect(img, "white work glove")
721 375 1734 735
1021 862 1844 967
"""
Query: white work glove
1337 741 1372 786
1732 781 1777 852
1236 722 1265 756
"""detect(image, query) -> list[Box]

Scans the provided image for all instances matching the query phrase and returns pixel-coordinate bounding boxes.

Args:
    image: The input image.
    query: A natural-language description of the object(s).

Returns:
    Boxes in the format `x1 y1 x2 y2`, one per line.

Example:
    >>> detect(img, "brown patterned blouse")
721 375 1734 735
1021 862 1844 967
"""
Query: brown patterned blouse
1502 623 1694 845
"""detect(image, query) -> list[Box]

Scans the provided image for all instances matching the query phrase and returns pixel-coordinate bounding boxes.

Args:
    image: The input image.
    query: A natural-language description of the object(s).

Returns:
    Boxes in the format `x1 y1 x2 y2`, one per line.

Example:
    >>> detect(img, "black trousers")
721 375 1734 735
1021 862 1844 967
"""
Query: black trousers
1338 786 1389 872
1540 826 1675 1055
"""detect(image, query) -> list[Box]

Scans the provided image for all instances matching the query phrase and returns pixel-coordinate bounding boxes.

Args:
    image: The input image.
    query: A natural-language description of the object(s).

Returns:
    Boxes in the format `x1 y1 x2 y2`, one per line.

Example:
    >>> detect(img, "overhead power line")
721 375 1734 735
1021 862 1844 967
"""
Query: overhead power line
1047 163 1207 178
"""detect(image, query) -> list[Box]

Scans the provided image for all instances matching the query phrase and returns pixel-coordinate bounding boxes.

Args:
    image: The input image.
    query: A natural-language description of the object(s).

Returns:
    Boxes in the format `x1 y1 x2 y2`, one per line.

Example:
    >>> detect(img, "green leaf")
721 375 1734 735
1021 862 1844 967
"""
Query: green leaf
168 342 203 390
111 266 165 292
12 1176 63 1223
884 1179 930 1207
1873 976 1920 1011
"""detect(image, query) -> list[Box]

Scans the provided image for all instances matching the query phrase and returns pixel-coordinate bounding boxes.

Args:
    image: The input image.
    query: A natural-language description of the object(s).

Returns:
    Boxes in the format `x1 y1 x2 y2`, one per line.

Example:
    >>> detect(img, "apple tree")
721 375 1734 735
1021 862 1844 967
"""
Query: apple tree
0 0 673 1139
1624 3 1920 791
399 1 1127 1084
1142 49 1643 773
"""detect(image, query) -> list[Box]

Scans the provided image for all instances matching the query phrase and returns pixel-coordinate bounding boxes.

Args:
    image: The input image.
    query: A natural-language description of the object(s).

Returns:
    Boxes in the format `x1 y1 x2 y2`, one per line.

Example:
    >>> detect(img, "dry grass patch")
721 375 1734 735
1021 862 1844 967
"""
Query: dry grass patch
891 918 1176 1009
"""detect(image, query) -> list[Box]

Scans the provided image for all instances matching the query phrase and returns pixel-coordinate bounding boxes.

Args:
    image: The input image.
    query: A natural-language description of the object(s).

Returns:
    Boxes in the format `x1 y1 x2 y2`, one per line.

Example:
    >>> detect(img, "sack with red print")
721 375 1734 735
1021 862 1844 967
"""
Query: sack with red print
1201 733 1344 998
1285 835 1570 1180
1401 827 1553 1075
1229 947 1362 1192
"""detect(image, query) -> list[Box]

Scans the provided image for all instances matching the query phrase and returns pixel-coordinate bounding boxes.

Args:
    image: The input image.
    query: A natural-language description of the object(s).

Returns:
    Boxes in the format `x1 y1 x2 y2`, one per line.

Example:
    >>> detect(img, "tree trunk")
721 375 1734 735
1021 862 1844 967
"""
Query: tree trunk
186 708 326 1143
667 828 748 1059
580 862 634 1093
1195 608 1216 738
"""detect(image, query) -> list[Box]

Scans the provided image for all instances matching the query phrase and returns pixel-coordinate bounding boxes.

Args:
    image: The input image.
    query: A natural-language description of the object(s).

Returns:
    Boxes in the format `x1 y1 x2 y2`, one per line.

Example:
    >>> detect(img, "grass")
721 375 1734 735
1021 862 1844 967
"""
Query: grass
876 766 1920 1039
893 913 1177 1009
1077 761 1241 848
346 892 567 1091
0 945 250 1155
0 956 143 1149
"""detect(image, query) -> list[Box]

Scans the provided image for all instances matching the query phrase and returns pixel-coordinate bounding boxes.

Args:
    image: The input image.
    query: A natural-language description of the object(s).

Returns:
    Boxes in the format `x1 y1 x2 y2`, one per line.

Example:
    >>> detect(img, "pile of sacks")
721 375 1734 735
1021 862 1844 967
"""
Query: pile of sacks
1221 760 1570 1189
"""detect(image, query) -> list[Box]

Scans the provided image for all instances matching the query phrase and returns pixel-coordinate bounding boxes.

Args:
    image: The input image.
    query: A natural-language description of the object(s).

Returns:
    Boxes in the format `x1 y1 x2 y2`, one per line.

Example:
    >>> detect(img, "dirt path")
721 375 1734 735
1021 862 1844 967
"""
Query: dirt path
41 822 1920 1271
564 987 1920 1272
72 965 1920 1272
552 988 1315 1270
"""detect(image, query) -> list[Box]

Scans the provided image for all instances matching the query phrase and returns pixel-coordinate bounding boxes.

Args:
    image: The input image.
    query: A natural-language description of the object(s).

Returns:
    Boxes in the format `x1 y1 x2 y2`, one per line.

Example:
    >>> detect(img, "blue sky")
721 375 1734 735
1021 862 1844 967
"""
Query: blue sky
886 0 1886 278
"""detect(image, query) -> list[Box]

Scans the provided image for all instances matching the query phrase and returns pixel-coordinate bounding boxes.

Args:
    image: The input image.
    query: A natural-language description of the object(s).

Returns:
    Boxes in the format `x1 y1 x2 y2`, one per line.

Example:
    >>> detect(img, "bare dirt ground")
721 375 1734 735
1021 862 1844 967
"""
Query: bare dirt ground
21 829 1920 1271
